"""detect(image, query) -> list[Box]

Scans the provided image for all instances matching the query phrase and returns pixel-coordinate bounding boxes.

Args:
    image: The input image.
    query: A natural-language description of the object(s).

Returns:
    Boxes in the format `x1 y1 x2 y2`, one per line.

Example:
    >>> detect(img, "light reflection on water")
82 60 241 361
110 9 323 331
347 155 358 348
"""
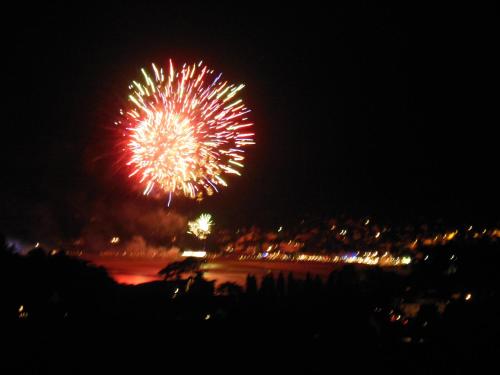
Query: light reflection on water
83 255 343 286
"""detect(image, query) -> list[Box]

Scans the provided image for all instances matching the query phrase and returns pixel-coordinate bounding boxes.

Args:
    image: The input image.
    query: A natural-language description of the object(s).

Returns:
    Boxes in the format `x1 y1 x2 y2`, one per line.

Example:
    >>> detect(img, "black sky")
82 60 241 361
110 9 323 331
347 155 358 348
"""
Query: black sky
2 2 498 236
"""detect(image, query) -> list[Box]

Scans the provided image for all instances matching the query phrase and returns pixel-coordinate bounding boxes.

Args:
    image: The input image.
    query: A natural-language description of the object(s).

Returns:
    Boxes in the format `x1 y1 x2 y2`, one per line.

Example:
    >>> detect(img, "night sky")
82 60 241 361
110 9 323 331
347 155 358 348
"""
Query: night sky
2 2 498 238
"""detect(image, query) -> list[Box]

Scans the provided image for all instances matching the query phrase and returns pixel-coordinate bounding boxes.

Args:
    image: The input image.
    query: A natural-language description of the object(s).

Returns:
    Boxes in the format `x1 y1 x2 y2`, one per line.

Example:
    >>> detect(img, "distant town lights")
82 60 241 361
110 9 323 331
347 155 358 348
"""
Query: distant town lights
401 256 411 265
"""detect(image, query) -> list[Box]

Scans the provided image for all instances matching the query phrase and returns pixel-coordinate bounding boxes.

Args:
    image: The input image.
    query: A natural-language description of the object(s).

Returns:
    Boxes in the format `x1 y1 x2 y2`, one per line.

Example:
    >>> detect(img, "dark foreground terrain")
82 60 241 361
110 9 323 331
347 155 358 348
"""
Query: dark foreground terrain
2 237 499 374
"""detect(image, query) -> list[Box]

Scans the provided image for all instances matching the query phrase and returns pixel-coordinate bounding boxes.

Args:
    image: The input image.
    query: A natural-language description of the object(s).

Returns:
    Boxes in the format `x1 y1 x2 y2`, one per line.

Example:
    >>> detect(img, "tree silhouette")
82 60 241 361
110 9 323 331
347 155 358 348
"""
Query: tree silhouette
158 257 201 280
277 272 286 297
287 272 298 297
217 282 243 297
327 271 336 294
314 275 323 295
259 273 276 298
245 274 258 296
304 272 314 295
189 271 214 297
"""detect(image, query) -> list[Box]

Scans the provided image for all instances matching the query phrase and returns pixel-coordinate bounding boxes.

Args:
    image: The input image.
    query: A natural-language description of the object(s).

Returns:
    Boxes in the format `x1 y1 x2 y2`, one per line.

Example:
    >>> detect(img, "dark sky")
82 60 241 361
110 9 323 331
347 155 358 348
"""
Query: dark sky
2 2 498 236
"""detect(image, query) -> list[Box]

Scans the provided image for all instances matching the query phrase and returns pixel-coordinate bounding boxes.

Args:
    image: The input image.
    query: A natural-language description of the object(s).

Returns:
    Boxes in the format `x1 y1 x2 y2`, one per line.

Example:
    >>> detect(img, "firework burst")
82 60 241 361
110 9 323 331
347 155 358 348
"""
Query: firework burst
187 213 214 240
117 60 254 203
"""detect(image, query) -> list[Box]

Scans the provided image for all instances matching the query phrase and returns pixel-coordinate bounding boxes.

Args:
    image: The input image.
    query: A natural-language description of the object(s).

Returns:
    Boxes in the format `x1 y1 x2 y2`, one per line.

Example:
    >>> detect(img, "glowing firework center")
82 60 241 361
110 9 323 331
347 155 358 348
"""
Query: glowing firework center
122 61 254 202
188 213 214 240
130 112 209 196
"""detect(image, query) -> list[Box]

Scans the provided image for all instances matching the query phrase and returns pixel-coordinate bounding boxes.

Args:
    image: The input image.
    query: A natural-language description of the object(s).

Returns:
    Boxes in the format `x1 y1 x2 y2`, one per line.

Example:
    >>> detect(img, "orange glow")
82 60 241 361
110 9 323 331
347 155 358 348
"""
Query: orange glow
113 274 159 285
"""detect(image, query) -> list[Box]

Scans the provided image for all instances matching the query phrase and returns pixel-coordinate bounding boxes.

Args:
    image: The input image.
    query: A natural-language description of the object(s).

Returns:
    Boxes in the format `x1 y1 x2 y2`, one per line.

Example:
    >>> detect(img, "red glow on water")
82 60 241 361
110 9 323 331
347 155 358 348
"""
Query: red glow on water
113 274 160 285
82 254 344 287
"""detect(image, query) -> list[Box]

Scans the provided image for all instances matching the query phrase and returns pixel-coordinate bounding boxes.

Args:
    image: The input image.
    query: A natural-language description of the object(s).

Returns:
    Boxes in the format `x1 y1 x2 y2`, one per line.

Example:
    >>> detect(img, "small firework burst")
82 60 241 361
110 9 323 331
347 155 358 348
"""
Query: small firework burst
187 213 214 240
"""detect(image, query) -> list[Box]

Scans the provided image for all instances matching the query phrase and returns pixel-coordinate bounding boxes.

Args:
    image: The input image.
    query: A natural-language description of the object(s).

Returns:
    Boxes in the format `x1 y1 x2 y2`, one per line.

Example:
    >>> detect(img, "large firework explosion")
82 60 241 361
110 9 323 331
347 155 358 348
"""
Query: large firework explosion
117 60 254 204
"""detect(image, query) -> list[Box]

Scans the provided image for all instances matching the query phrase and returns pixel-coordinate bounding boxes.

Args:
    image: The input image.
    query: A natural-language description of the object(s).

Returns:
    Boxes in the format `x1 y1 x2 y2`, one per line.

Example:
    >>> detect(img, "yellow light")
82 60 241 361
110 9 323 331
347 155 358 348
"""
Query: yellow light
181 250 207 258
465 293 472 301
445 232 457 241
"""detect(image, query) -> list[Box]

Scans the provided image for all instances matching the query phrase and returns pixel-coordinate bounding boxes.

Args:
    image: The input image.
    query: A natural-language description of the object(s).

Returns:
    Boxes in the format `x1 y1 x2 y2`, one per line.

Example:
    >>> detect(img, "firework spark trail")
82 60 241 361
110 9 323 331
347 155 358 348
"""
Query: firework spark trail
117 60 255 202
